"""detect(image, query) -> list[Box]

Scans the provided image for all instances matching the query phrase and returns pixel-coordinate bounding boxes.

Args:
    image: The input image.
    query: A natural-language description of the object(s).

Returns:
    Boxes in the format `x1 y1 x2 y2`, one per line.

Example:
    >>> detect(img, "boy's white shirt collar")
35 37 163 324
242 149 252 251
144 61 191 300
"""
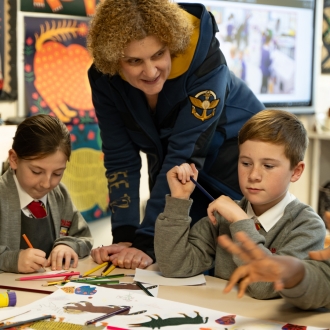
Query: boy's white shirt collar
13 172 48 210
246 191 296 232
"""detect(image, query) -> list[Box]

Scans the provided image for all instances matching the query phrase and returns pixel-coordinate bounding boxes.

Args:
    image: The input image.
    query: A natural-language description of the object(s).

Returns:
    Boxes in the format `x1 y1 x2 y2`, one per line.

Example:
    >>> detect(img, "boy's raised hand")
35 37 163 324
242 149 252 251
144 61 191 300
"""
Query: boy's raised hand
218 232 305 297
166 163 198 200
18 248 47 273
207 195 248 225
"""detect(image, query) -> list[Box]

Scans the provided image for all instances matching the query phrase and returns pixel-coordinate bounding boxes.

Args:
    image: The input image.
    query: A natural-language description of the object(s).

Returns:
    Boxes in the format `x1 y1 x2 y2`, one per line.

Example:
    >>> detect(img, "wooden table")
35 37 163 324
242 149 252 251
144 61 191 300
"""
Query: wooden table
0 257 329 329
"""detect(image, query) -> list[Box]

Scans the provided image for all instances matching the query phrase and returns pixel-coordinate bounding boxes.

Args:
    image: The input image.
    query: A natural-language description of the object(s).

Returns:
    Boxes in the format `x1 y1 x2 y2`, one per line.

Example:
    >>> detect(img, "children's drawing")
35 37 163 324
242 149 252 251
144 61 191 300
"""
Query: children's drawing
129 311 208 328
282 325 307 330
3 282 321 330
216 315 236 325
64 301 130 315
74 285 97 295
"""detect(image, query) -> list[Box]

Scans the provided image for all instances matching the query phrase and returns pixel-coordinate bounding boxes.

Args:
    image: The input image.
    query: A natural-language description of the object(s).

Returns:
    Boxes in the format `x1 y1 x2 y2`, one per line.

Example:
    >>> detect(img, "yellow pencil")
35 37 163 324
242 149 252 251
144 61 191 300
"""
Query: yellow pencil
102 264 116 276
83 262 108 277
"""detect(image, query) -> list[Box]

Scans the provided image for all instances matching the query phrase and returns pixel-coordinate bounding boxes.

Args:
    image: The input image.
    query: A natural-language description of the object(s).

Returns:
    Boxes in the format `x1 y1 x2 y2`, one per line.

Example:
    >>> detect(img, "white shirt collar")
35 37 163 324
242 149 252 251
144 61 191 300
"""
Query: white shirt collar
13 172 48 210
246 191 296 232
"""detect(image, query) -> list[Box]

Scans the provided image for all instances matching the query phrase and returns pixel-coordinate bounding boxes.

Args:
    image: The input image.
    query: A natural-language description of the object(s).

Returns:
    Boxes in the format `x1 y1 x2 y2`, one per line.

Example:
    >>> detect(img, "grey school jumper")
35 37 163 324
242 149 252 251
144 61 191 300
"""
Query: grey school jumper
0 169 93 273
155 195 326 300
280 258 330 309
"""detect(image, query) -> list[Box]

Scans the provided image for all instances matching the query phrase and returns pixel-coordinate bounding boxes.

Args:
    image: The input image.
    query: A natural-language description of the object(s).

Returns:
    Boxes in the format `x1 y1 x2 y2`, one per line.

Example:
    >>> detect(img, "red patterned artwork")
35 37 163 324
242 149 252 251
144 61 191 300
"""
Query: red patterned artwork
33 0 97 16
33 20 94 123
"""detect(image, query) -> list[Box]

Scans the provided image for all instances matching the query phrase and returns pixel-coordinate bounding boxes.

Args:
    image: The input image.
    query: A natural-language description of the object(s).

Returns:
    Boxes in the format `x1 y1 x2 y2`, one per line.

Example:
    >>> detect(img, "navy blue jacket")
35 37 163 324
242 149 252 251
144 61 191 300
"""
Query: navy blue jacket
88 3 265 260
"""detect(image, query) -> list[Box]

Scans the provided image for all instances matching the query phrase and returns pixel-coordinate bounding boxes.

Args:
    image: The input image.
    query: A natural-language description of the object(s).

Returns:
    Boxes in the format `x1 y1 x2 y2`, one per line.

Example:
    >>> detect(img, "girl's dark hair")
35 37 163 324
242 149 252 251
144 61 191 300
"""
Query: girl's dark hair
12 114 71 160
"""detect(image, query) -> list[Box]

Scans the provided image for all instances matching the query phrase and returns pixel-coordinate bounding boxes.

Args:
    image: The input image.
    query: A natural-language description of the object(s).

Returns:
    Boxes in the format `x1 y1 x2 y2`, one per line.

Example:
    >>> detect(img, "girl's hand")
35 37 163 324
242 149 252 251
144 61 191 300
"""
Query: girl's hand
167 163 198 200
46 245 78 270
18 248 47 273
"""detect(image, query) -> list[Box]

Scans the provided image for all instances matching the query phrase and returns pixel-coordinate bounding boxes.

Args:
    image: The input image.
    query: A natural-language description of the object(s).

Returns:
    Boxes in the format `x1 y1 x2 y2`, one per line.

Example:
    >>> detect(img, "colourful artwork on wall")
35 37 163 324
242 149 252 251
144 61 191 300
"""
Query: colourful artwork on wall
61 123 111 222
21 0 103 17
0 0 17 100
24 16 96 125
322 0 330 73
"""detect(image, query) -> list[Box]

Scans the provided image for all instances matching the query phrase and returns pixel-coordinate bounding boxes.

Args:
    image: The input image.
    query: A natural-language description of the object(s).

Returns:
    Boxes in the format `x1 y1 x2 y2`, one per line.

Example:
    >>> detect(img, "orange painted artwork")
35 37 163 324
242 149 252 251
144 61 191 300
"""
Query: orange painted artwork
24 17 96 124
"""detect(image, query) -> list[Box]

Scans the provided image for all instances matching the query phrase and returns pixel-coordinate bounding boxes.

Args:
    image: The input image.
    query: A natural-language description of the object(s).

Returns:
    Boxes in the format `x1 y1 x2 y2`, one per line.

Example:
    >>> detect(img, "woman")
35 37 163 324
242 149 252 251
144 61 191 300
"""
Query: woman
87 0 264 269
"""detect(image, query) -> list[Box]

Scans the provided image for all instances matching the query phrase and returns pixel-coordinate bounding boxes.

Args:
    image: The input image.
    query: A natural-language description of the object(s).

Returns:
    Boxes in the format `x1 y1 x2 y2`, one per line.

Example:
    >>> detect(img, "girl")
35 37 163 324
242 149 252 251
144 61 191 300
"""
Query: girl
0 114 93 273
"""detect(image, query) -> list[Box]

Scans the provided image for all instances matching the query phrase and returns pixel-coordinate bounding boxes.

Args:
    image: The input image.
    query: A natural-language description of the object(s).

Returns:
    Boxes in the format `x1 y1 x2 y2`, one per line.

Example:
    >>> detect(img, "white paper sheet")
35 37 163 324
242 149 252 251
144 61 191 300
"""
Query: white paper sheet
134 268 206 286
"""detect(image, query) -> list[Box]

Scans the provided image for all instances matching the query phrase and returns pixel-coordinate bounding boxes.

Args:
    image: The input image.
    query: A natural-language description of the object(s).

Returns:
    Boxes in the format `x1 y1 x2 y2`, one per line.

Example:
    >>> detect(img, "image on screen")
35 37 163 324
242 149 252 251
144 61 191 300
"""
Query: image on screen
177 0 316 113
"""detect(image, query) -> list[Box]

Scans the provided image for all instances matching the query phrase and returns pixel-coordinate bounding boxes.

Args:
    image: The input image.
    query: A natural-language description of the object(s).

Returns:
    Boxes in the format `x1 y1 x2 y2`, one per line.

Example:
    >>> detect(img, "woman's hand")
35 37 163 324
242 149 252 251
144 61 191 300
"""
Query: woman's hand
91 244 153 269
18 248 47 273
167 163 198 200
46 245 78 270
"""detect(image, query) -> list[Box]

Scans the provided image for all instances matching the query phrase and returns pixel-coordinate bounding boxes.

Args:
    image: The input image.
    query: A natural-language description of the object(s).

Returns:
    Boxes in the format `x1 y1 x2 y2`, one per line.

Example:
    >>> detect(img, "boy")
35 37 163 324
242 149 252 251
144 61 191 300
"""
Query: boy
154 109 326 300
218 213 330 310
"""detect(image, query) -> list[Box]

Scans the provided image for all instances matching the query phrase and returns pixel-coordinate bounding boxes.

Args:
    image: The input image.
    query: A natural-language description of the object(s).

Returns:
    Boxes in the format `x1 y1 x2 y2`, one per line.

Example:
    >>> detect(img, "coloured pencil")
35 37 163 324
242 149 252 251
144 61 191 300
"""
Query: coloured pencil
135 281 154 297
72 280 120 285
0 310 31 324
107 326 130 330
102 264 116 276
101 262 112 275
22 234 33 248
85 306 131 325
22 234 46 270
190 177 214 201
15 271 80 281
0 314 53 329
83 261 108 277
0 285 53 295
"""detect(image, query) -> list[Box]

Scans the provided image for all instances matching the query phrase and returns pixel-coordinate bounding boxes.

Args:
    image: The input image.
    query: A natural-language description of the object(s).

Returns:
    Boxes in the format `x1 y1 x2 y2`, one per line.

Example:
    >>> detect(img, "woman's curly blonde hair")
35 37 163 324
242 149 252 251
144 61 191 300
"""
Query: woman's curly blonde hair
87 0 194 76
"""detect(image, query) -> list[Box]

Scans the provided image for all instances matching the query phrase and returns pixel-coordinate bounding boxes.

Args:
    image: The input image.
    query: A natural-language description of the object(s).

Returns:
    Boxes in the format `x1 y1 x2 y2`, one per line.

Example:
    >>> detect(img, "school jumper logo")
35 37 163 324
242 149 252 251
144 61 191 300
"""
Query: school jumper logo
189 90 220 121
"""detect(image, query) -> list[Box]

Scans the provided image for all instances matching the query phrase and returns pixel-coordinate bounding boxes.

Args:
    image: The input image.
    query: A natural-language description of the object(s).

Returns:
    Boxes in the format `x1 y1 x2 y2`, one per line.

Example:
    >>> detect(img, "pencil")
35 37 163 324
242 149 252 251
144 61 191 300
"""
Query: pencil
135 281 154 297
83 261 108 277
22 234 33 248
102 264 116 276
22 234 47 270
190 177 214 201
101 262 112 275
15 271 80 281
72 280 120 285
85 306 131 325
0 285 53 295
0 314 53 329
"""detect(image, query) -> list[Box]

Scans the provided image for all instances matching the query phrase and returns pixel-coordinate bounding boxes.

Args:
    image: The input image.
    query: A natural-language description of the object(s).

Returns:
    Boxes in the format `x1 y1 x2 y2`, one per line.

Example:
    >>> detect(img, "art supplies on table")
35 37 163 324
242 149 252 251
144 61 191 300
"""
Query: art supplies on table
0 291 16 308
15 271 80 281
135 281 154 297
82 261 108 277
0 282 323 330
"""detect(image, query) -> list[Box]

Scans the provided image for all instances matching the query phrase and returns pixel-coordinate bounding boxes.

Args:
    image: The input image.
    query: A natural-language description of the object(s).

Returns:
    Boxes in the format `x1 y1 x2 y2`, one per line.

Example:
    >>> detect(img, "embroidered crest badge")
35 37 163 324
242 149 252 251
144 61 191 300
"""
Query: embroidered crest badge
189 90 220 121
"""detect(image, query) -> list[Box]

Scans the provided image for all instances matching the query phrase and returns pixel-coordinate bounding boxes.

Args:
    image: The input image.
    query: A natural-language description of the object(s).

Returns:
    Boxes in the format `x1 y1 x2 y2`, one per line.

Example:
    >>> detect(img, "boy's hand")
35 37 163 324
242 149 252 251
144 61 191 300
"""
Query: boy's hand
166 163 198 200
207 195 248 225
47 245 78 270
218 232 304 297
91 244 153 269
18 248 47 273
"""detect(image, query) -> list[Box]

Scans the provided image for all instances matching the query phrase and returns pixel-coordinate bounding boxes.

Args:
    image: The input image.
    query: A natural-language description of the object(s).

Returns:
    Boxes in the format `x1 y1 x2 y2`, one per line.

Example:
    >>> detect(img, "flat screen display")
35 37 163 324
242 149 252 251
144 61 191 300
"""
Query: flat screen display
177 0 316 114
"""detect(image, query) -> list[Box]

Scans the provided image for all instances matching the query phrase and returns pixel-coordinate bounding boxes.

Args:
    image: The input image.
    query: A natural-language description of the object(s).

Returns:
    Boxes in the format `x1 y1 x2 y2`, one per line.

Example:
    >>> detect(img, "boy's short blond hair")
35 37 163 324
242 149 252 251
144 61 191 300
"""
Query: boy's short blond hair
87 0 194 76
238 109 308 169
